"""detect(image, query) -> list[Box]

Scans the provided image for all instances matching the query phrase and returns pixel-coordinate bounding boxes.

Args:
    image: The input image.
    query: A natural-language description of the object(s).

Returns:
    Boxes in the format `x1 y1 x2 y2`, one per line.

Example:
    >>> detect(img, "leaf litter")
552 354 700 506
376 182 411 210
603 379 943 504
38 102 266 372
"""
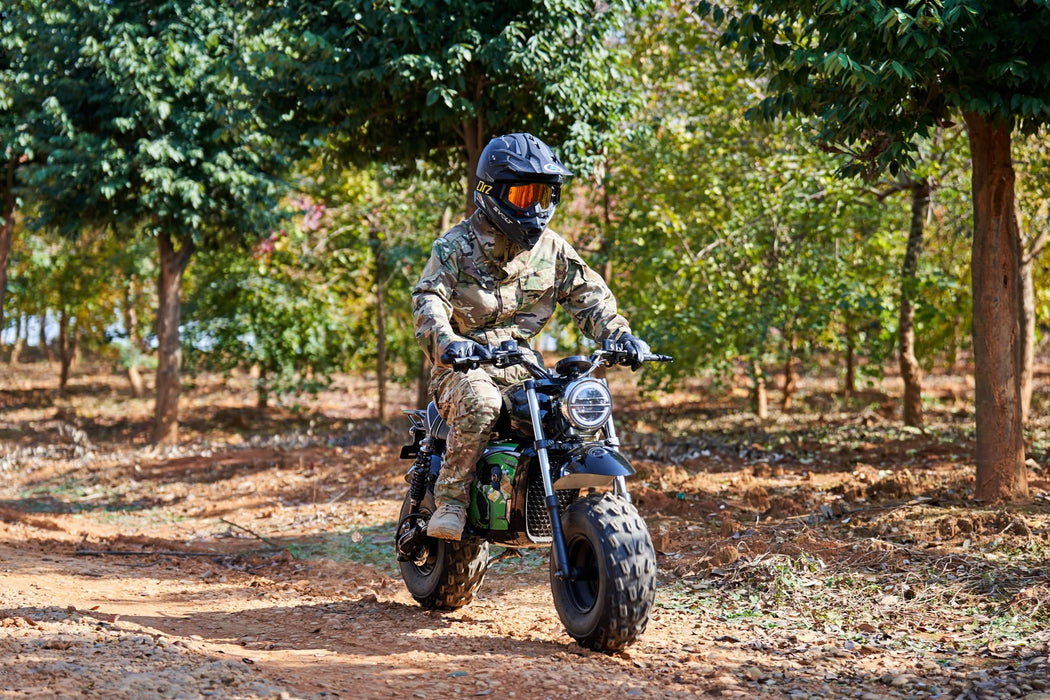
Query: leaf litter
0 363 1048 698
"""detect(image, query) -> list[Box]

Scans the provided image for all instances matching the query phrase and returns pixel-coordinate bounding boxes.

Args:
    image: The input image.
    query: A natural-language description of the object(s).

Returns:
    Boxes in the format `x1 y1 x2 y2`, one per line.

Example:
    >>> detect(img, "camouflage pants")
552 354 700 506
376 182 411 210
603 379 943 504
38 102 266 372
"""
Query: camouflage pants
430 365 530 506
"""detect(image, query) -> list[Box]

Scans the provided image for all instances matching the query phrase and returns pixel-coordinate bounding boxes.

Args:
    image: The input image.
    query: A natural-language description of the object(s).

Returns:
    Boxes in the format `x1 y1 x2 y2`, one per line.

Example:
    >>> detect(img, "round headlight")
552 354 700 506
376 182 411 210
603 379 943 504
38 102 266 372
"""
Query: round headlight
562 378 612 431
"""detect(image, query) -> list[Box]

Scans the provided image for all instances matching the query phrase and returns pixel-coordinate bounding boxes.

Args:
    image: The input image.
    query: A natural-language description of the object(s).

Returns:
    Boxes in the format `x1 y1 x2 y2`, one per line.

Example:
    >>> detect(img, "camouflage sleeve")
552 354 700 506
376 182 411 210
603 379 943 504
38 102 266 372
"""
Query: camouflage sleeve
555 239 632 343
412 238 465 364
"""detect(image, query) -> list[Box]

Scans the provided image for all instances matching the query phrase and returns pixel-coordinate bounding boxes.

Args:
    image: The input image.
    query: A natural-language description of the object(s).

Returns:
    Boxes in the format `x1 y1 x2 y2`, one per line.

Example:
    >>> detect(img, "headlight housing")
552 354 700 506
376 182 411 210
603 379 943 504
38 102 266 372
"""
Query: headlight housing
561 378 612 431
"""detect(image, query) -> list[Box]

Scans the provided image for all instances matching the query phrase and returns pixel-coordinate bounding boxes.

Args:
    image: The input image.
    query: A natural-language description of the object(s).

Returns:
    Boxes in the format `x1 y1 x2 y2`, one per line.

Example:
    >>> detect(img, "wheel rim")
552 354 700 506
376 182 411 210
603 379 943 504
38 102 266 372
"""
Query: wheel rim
414 544 438 573
397 512 439 572
563 534 599 613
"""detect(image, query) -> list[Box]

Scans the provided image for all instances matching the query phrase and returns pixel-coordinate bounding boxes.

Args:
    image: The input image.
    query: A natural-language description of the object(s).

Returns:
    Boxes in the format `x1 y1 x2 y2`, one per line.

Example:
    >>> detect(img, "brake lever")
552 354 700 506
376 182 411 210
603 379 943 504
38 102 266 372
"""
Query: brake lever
492 351 525 369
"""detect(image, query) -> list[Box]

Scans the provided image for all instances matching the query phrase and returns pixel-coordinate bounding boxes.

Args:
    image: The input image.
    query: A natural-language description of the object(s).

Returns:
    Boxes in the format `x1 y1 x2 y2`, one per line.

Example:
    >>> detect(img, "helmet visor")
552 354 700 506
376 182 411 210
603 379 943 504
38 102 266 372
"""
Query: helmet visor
505 182 554 210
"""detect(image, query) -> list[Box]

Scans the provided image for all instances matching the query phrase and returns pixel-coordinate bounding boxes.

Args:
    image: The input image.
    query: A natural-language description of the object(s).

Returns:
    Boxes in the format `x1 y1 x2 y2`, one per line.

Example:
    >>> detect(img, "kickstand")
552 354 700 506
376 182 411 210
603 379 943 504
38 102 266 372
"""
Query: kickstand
487 548 523 567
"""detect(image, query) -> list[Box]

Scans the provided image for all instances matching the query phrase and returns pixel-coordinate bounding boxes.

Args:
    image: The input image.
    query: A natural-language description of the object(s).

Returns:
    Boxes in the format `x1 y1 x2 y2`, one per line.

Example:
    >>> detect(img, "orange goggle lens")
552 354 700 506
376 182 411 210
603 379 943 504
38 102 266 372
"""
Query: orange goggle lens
505 183 553 210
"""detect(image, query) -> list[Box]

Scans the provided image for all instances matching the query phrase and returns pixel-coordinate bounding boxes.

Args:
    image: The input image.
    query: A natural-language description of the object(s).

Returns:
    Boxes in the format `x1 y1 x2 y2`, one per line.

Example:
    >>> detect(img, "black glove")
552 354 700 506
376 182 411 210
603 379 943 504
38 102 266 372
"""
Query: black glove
440 340 493 366
616 332 651 370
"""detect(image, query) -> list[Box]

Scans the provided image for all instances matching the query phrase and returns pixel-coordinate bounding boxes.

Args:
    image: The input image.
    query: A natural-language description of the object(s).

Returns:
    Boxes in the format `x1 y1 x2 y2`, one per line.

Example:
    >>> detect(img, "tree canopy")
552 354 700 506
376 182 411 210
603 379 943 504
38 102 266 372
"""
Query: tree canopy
700 0 1050 175
268 0 645 211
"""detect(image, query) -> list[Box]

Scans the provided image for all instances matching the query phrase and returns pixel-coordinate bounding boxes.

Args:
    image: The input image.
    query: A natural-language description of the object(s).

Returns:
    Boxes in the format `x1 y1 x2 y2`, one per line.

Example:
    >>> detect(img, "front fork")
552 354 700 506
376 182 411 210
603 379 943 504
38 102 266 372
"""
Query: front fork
599 388 631 502
524 380 573 580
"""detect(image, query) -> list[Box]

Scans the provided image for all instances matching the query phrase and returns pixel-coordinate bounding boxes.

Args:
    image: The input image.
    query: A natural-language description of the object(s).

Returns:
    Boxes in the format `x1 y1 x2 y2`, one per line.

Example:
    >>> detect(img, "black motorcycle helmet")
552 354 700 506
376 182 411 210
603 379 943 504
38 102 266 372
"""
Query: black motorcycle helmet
473 133 573 250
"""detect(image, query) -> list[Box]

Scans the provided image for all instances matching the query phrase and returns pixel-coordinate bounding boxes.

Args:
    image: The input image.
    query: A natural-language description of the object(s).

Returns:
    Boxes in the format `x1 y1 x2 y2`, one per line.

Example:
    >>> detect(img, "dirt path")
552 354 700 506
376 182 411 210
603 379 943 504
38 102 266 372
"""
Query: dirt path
2 368 1050 698
0 509 740 700
0 432 729 700
1 441 1047 700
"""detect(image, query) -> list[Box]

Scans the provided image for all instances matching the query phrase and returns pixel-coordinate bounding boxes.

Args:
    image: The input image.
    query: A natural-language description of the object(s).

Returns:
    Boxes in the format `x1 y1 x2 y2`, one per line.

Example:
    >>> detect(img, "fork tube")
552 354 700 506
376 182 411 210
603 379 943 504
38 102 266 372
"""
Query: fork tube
603 413 621 450
602 384 630 502
525 381 571 580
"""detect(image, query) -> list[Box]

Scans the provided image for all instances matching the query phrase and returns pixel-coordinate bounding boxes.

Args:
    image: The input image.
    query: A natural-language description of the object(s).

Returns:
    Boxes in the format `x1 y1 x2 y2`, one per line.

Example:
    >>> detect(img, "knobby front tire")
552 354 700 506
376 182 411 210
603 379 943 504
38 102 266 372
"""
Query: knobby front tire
550 493 657 652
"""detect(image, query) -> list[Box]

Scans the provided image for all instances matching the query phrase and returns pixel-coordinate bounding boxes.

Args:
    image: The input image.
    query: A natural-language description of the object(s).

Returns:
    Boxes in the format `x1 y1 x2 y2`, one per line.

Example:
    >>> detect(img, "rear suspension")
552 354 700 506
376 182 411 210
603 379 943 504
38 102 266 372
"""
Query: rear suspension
408 437 434 509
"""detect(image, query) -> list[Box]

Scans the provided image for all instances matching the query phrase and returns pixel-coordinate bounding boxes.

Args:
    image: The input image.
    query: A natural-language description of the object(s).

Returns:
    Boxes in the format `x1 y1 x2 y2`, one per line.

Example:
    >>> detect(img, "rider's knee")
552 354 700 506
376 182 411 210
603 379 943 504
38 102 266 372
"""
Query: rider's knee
452 379 502 431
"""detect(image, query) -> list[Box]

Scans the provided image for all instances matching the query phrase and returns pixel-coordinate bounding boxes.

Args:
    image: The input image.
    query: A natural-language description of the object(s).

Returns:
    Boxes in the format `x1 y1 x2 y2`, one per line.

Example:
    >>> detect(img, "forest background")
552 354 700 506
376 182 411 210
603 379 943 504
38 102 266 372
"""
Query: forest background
3 2 1050 697
3 0 1050 503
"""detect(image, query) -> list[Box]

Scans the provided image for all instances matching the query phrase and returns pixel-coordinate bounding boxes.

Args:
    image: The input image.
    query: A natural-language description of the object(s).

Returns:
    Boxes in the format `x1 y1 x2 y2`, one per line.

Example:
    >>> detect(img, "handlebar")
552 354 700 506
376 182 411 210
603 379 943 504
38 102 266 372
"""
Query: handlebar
446 350 525 372
445 340 673 376
444 342 528 372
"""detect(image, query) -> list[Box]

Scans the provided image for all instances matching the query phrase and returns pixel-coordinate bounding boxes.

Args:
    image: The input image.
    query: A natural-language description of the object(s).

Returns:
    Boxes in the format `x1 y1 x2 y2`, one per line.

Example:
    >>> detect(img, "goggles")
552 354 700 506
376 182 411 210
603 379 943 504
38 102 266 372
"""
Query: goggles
505 182 554 210
485 181 557 211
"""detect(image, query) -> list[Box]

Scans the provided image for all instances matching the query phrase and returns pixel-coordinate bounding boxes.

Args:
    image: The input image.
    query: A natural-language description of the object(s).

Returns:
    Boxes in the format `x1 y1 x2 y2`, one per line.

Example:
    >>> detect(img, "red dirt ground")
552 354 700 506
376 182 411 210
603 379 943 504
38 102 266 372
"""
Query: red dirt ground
1 362 1048 699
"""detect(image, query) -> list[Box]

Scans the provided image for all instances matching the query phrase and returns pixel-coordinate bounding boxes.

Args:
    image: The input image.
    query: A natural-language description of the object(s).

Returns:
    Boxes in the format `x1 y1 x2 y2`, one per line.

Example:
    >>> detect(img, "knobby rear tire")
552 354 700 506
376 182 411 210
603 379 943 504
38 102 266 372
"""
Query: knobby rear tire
398 494 489 610
550 493 657 652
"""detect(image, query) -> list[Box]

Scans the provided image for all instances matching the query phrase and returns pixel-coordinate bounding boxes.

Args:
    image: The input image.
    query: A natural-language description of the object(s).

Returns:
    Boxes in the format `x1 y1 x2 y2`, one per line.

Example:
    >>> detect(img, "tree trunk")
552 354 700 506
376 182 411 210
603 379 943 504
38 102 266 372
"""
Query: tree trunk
781 352 797 411
844 320 857 397
372 228 388 423
751 360 768 420
963 111 1027 502
128 364 145 399
152 232 195 445
58 310 73 392
0 156 17 338
123 282 144 398
602 180 615 283
71 322 81 371
8 314 24 365
38 313 51 364
256 367 268 410
462 115 486 217
899 179 929 428
417 207 452 408
1019 213 1045 424
124 280 140 347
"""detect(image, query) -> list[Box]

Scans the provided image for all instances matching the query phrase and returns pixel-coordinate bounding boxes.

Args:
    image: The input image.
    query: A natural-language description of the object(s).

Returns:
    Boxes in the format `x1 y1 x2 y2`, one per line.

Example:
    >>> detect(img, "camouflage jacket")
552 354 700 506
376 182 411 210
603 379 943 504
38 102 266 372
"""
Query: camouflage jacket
413 211 632 368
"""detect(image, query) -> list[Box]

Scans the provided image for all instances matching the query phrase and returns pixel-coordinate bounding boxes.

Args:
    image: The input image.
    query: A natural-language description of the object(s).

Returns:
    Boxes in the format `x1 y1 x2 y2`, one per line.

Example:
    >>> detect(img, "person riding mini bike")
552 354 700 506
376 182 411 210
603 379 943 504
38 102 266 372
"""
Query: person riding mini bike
413 132 650 540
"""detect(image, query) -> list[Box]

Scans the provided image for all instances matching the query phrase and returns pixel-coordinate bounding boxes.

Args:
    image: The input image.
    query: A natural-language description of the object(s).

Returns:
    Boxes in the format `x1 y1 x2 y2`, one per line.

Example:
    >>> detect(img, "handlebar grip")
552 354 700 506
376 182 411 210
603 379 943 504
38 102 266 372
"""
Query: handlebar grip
441 353 482 367
451 355 483 370
444 344 498 370
647 353 673 363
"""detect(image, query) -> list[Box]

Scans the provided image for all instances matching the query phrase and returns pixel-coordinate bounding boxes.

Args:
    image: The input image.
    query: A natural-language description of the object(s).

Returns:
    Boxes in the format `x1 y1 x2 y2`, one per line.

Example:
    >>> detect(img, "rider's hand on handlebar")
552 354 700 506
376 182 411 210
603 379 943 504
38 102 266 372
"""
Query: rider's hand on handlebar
439 340 493 366
616 332 651 371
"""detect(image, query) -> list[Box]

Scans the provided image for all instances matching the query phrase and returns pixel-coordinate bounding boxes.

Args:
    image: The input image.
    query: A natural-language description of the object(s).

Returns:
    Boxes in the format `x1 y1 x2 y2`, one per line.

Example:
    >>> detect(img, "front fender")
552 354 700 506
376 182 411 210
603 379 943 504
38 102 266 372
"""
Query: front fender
553 444 634 490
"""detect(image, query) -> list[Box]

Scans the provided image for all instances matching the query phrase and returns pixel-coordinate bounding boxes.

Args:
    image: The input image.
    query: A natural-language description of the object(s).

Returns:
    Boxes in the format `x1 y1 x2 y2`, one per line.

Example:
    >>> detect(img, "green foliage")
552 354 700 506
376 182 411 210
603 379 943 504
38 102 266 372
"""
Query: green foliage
700 0 1050 175
909 138 974 367
20 0 295 243
3 0 1041 432
700 0 1044 498
608 3 917 387
184 234 355 402
1017 131 1050 347
1 1 78 181
305 162 462 384
7 227 129 356
266 0 645 177
184 162 460 401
